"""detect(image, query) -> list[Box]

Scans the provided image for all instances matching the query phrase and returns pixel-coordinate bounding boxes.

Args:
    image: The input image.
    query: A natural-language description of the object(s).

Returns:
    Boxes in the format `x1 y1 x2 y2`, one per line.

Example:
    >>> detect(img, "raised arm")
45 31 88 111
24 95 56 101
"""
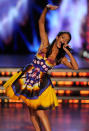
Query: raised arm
38 5 58 53
61 47 78 70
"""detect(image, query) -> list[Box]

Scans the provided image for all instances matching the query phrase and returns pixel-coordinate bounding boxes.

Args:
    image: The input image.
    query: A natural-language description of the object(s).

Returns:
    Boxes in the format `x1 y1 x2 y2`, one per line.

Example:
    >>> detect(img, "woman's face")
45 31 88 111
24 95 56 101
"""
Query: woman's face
56 33 70 48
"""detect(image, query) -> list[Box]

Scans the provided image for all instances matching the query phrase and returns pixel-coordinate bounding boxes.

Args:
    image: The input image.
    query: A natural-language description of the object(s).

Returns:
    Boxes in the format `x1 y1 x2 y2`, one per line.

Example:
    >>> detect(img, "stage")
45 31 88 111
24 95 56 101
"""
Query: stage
0 103 89 131
0 54 89 131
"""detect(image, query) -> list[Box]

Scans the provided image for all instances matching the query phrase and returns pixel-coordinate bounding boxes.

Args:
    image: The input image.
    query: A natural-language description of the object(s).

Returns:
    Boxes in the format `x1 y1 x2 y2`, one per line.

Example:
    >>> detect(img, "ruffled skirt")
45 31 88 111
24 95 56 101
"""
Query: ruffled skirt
3 68 58 110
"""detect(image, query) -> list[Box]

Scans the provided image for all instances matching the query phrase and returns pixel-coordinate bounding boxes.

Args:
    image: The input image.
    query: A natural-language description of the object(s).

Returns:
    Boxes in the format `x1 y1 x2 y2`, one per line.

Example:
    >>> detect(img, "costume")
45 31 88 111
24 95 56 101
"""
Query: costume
4 51 58 110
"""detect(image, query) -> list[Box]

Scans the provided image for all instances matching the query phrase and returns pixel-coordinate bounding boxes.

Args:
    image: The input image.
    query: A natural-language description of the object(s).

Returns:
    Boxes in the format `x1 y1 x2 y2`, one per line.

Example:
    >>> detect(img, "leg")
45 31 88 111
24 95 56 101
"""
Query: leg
29 108 42 131
36 110 51 131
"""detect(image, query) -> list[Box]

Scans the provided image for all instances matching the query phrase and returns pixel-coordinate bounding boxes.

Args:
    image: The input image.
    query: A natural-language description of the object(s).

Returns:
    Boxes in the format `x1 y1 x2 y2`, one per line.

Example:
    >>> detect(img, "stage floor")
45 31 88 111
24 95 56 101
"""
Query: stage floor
0 53 89 69
0 103 89 131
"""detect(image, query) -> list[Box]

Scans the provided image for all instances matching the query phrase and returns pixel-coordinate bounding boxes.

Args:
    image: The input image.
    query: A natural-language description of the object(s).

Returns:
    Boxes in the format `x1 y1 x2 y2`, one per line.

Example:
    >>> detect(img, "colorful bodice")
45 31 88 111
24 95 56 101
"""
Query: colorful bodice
32 56 51 72
25 52 54 88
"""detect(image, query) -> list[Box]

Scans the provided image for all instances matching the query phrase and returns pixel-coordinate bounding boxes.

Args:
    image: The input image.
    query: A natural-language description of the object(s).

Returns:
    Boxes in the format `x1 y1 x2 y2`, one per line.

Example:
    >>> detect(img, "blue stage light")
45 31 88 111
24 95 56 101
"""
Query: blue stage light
0 0 28 40
0 0 88 53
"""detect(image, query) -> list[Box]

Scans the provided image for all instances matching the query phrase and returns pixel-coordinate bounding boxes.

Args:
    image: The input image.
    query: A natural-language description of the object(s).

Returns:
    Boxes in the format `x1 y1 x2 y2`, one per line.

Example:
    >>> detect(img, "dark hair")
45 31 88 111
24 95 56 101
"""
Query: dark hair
46 31 71 65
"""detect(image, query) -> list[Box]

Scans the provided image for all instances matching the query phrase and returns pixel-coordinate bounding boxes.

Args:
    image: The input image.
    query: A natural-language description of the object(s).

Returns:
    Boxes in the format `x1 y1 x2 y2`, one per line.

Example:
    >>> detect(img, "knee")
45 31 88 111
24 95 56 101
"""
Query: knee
36 110 45 117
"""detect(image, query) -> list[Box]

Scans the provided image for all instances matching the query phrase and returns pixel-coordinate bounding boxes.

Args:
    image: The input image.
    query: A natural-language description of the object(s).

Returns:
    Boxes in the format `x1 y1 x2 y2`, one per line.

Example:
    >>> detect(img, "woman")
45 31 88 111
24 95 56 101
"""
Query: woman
4 4 78 131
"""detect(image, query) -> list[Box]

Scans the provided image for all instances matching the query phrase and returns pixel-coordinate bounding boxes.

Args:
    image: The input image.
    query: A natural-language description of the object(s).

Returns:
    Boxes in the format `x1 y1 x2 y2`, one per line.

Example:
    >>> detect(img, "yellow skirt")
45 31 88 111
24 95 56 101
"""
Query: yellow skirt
20 85 58 109
3 71 58 110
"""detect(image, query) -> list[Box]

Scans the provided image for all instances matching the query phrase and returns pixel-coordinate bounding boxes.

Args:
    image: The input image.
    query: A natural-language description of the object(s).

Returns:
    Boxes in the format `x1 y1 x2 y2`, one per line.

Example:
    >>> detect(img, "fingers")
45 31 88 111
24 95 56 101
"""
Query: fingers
63 44 71 48
46 4 59 10
52 6 59 10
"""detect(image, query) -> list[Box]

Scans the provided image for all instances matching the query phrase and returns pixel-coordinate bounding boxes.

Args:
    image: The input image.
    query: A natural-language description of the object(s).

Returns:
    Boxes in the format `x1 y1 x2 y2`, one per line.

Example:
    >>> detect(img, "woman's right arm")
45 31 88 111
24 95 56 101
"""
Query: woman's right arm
38 5 58 53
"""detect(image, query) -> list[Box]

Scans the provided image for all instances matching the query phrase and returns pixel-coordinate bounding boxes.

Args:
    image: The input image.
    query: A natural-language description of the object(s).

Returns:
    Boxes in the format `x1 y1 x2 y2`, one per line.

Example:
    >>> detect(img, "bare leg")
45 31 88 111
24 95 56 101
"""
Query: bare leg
29 108 42 131
36 110 51 131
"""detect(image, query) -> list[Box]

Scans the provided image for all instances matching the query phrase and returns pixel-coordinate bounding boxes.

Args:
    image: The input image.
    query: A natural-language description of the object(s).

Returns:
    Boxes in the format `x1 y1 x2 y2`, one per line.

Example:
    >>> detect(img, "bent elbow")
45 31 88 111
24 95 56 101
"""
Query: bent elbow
38 19 44 24
73 66 79 70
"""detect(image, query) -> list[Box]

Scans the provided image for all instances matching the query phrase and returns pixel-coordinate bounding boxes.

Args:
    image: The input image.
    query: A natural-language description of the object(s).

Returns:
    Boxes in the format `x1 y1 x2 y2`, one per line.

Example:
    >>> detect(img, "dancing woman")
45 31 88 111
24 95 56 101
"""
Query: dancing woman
4 4 78 131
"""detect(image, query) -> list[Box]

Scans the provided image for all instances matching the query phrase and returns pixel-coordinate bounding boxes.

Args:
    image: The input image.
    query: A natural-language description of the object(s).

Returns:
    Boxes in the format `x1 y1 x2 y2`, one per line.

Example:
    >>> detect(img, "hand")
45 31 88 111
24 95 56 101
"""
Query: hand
63 44 71 53
46 4 58 10
63 44 71 49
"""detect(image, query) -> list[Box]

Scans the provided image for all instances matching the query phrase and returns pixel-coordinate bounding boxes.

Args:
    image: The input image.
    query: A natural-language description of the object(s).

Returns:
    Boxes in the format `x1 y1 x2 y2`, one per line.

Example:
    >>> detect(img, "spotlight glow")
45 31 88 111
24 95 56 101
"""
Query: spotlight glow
0 0 88 53
0 0 28 40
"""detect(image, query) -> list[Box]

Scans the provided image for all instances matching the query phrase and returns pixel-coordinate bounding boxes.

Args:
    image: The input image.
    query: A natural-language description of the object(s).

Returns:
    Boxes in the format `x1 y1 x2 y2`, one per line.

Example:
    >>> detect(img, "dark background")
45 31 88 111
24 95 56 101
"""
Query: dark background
0 0 88 54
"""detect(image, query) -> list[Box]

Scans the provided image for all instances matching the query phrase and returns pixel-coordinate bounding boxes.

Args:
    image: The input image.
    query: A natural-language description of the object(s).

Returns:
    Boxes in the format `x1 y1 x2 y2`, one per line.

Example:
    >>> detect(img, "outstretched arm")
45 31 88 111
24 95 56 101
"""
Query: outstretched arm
61 46 78 70
38 5 58 53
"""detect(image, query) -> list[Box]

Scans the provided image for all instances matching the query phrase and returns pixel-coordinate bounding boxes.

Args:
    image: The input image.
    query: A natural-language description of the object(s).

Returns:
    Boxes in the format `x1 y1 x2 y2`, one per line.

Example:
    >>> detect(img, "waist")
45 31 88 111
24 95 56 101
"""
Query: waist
33 63 50 73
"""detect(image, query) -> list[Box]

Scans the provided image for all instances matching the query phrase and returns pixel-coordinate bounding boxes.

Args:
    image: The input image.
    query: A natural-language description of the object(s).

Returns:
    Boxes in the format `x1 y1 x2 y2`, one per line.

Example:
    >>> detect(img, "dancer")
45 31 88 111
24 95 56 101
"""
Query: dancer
4 4 78 131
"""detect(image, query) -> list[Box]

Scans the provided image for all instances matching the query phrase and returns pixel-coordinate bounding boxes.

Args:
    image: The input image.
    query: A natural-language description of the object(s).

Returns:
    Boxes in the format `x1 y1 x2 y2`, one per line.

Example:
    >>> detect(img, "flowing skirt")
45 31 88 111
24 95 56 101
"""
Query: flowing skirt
3 66 58 110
